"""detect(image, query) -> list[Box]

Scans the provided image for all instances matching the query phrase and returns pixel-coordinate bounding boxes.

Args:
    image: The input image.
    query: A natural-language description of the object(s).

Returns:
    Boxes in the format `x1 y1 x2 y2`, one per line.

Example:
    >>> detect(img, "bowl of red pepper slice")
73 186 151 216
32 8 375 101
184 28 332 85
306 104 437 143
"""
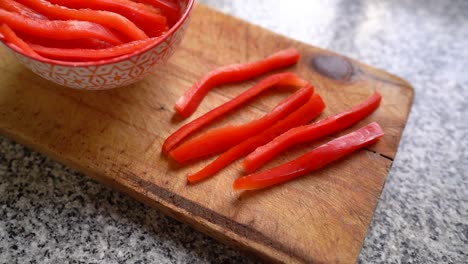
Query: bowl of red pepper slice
0 0 194 90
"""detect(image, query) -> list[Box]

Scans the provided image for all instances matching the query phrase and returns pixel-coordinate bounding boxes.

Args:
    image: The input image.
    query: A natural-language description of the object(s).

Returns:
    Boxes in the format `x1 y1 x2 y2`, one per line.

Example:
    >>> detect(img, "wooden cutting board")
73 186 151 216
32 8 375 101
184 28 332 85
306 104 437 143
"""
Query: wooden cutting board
0 4 413 264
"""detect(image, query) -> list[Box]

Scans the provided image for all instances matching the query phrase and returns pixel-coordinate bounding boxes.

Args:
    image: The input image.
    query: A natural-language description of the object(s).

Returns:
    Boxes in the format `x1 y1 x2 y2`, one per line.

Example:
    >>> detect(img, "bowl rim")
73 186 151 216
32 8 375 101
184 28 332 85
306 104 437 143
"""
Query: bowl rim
0 0 195 67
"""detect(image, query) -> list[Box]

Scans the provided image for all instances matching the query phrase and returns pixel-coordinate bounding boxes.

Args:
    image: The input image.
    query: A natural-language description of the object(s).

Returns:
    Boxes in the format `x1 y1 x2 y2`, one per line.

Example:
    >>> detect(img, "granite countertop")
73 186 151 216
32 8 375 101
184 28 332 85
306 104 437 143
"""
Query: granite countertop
1 0 467 263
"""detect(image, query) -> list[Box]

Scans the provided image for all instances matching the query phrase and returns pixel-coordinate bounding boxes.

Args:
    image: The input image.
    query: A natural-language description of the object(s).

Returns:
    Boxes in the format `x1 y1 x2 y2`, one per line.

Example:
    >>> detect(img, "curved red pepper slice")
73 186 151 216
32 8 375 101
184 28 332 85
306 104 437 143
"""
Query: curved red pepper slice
17 32 113 49
174 48 301 118
233 122 384 191
170 86 313 163
243 91 382 172
0 9 123 45
48 0 167 37
16 0 148 41
162 72 308 154
28 38 158 61
47 0 161 15
186 93 325 184
134 0 180 26
0 24 40 58
0 0 46 20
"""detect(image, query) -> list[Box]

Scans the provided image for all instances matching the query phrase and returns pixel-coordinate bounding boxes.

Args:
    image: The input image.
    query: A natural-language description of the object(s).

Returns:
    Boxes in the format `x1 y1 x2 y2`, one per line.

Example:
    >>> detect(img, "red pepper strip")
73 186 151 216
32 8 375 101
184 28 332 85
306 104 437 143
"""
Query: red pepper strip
0 23 40 58
15 0 148 41
17 32 113 49
174 48 301 118
170 86 313 163
162 72 308 154
243 91 382 172
0 10 123 45
187 93 325 184
48 0 167 37
28 38 157 61
0 0 47 20
233 122 384 191
133 0 180 26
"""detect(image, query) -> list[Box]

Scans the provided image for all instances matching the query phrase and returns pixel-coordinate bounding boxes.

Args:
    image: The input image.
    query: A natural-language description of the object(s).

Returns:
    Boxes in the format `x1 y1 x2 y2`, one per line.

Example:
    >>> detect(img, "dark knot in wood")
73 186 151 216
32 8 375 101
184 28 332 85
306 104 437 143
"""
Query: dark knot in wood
310 54 355 82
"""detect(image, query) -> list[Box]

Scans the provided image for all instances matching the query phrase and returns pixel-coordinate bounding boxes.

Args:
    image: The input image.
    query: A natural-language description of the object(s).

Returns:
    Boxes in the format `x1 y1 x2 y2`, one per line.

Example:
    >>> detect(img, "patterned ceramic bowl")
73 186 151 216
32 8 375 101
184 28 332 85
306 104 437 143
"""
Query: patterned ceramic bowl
0 0 194 90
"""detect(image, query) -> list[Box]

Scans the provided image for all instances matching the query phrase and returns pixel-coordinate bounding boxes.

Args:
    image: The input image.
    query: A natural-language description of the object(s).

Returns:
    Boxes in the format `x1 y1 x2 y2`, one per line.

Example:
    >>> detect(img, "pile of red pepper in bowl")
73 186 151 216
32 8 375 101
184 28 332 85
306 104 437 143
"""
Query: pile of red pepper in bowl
0 0 181 61
0 0 194 89
163 48 384 191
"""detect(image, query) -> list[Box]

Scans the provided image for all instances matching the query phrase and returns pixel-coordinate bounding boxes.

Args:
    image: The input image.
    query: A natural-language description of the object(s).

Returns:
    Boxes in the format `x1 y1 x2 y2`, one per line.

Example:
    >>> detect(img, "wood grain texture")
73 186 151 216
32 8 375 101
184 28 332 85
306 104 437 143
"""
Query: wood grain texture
0 4 413 264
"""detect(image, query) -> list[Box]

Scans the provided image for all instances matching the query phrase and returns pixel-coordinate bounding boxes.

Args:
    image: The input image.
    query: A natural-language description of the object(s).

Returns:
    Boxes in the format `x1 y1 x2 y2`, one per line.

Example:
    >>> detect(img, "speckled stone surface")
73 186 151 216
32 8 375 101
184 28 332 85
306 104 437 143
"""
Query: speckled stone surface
1 0 467 263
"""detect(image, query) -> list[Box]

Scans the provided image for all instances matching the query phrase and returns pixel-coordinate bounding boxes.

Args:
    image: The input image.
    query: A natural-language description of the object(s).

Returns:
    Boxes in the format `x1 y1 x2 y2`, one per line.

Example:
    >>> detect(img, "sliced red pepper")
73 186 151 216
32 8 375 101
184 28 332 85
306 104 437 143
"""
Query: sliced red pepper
28 38 157 61
233 122 384 191
0 9 123 45
15 0 148 41
162 72 308 154
48 0 167 37
47 0 161 15
0 0 47 20
133 0 180 26
0 23 40 58
187 93 325 184
174 48 301 118
243 91 382 172
170 86 314 163
17 32 113 49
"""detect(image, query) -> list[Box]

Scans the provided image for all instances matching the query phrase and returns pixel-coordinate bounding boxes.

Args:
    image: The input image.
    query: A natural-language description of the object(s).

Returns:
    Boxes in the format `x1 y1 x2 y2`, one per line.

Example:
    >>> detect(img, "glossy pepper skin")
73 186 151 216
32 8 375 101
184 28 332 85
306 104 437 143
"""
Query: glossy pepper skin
170 86 314 163
17 33 113 49
233 122 384 191
28 38 158 61
186 93 326 184
243 91 382 172
15 0 148 41
162 72 308 154
0 9 123 45
134 0 180 26
0 23 40 58
174 48 301 118
0 0 46 20
48 0 167 37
